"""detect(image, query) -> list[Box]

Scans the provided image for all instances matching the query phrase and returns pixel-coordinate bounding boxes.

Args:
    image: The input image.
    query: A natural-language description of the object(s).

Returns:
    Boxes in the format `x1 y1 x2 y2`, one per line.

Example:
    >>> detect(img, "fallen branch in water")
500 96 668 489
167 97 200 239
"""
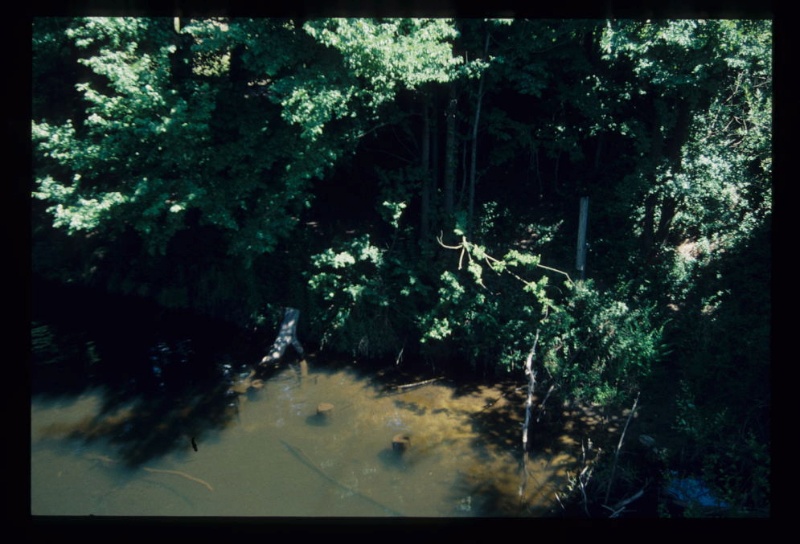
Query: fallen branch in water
473 397 502 417
518 331 540 502
554 491 567 512
536 384 556 423
577 440 595 517
143 467 214 491
604 391 640 505
522 330 539 451
603 486 646 518
280 439 404 517
389 377 444 392
84 452 214 492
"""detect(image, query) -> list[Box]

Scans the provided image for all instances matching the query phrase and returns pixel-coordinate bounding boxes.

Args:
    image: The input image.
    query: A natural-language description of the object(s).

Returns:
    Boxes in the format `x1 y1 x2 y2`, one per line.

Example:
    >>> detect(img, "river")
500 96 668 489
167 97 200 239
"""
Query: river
32 358 589 517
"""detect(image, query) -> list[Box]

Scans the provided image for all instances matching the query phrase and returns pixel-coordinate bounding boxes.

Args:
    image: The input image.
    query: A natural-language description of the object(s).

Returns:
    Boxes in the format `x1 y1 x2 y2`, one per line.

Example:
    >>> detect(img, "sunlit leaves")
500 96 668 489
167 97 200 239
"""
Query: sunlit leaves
380 200 407 229
32 120 79 164
602 20 714 88
304 18 460 97
277 79 356 140
597 18 771 295
66 16 147 49
239 18 463 145
33 174 129 233
33 16 378 265
503 249 541 268
539 281 664 406
307 234 414 357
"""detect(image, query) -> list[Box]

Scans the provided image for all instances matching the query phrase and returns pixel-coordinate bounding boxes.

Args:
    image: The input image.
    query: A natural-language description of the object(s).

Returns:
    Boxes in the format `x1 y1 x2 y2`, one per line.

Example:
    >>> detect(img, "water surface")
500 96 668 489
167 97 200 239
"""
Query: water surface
31 362 582 517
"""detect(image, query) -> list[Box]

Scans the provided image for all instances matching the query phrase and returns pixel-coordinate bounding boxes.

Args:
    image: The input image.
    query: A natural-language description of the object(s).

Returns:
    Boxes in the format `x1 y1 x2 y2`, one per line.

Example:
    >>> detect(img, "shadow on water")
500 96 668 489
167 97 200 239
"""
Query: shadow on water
40 389 229 468
31 276 273 467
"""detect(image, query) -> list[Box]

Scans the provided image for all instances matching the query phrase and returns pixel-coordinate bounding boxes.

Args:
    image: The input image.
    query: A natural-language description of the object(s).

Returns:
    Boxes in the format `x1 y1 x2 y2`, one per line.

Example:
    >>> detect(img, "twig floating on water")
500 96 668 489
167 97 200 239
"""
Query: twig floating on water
143 467 214 491
390 377 444 392
84 452 214 491
604 391 640 505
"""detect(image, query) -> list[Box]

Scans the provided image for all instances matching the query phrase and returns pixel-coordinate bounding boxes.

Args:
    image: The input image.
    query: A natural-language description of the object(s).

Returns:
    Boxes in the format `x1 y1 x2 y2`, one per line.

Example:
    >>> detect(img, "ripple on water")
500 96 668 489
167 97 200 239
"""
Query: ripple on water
385 414 405 429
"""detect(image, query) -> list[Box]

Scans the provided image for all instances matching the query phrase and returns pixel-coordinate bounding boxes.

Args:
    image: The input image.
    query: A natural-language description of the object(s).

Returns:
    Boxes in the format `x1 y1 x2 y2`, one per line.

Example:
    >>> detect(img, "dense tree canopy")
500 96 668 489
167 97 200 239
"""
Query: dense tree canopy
32 17 771 516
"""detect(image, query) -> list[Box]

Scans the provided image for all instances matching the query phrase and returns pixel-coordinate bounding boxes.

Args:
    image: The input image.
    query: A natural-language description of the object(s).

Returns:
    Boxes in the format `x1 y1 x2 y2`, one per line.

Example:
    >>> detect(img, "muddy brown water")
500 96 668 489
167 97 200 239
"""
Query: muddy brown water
31 361 623 517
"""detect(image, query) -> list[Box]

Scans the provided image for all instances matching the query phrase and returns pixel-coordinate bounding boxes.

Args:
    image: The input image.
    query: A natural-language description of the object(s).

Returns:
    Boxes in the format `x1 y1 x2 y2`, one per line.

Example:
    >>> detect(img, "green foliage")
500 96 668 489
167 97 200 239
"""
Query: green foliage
304 18 461 107
477 19 609 180
416 231 556 373
667 217 770 514
600 20 770 253
34 18 275 258
307 233 429 359
675 381 770 514
539 280 665 406
32 17 462 321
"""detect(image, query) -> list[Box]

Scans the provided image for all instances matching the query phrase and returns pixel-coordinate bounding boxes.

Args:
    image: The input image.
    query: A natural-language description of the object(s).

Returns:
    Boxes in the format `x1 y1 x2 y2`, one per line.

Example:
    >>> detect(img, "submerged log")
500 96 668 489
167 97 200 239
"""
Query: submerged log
390 377 443 392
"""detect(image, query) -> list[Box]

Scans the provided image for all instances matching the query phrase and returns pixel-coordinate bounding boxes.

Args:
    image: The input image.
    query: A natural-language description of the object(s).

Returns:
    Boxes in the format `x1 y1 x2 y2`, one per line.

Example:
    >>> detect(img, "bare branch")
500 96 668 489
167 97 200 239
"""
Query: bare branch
536 384 556 423
436 231 464 250
604 391 640 505
535 263 575 286
603 486 646 518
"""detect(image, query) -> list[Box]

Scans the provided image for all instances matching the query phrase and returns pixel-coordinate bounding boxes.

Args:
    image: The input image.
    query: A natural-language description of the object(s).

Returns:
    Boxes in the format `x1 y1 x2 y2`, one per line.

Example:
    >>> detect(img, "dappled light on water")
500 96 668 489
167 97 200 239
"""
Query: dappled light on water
31 362 606 517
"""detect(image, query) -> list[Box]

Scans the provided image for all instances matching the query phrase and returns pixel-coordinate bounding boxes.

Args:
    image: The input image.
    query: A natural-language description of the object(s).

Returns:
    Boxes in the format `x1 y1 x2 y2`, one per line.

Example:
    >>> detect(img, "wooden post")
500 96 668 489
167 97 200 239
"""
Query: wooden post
260 307 304 366
316 402 334 420
576 196 589 281
392 434 411 453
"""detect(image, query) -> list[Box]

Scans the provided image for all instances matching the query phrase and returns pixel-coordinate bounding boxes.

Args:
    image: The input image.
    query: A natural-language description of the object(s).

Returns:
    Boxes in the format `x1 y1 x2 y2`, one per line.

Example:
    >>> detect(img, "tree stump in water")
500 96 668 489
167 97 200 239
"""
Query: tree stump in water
392 434 411 453
317 402 334 420
260 308 305 367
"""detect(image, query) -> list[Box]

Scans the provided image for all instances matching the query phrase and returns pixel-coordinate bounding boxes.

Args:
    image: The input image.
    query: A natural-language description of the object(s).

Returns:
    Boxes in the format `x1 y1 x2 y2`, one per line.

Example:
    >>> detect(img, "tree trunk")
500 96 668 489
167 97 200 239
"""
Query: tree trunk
260 307 304 366
170 19 194 98
641 100 691 260
467 88 479 237
655 195 677 246
431 96 439 214
641 193 656 256
444 84 458 217
421 99 432 241
467 30 490 238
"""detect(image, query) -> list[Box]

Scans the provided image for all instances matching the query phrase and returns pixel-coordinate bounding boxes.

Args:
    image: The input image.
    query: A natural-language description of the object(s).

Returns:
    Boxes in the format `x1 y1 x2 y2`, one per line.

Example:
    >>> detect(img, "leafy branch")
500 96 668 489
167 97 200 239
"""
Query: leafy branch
436 231 575 291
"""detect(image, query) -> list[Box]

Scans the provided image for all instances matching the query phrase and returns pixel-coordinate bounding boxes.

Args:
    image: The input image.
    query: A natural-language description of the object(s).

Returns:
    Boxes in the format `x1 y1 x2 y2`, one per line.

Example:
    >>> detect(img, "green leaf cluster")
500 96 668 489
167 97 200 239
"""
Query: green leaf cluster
539 281 665 406
32 16 462 317
307 233 426 358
